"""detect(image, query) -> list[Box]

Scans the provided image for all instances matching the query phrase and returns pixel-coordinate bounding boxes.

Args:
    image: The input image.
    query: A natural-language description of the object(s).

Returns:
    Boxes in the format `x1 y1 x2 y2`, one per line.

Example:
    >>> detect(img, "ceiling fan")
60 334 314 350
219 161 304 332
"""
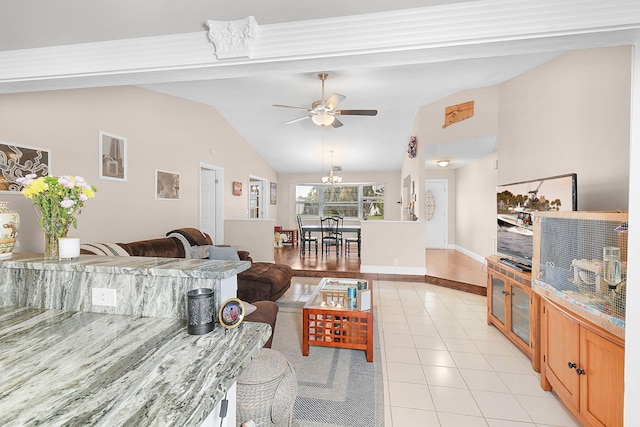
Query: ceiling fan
273 73 378 128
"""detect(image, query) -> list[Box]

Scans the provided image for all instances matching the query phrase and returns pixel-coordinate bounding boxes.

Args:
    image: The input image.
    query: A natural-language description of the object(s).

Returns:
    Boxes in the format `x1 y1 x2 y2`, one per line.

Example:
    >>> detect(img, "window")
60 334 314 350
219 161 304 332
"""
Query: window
296 183 384 220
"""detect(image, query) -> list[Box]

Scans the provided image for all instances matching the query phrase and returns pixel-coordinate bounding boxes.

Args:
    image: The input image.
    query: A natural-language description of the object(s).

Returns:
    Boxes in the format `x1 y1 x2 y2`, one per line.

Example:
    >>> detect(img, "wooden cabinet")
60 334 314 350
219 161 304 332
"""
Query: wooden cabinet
486 256 539 371
541 298 625 427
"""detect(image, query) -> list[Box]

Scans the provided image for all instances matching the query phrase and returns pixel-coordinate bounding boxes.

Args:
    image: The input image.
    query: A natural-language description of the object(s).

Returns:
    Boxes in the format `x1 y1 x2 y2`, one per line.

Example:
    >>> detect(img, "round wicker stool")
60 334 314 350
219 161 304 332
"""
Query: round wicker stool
237 348 297 427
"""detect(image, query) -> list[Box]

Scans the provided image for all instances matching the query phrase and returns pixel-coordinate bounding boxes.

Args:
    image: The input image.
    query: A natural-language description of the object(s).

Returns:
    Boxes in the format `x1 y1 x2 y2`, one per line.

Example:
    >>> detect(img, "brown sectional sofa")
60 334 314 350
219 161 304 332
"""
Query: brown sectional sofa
81 228 293 349
82 227 293 303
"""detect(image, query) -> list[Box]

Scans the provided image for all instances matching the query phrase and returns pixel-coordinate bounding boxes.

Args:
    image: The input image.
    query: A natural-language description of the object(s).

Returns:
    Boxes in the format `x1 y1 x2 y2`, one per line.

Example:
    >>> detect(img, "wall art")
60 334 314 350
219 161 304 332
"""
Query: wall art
99 131 127 181
0 142 51 193
155 169 180 200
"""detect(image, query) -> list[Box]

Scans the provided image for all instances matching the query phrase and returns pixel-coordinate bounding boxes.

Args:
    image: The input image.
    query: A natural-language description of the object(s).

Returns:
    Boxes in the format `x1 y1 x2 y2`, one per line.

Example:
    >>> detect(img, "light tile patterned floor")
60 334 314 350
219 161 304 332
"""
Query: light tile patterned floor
283 277 583 427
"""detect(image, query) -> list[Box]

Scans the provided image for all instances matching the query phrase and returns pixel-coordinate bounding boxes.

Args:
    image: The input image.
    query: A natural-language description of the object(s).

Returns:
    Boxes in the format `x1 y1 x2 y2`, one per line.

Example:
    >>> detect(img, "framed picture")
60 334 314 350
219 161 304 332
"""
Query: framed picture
219 298 245 329
155 169 180 200
0 142 51 192
99 131 127 181
270 182 277 205
232 181 242 196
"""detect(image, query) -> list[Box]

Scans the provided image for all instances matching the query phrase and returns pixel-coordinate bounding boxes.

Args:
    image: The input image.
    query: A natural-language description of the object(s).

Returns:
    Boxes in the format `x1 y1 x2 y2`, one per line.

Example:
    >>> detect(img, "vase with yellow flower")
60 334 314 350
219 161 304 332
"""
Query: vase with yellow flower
17 174 97 259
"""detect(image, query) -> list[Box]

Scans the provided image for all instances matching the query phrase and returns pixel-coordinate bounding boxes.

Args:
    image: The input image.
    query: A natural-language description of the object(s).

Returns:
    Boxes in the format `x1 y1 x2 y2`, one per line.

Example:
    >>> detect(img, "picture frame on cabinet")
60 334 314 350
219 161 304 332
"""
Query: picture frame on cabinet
155 169 180 200
0 141 51 192
99 131 127 181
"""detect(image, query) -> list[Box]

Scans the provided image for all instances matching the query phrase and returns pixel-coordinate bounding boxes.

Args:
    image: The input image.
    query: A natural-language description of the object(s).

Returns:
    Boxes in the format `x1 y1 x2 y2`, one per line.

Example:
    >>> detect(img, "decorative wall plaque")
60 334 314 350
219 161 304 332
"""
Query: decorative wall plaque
443 100 474 128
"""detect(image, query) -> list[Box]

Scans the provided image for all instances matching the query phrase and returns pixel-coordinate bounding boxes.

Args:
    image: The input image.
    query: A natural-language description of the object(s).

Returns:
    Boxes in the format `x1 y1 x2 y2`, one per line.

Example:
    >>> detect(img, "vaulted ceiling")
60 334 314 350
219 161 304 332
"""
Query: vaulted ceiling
1 0 639 174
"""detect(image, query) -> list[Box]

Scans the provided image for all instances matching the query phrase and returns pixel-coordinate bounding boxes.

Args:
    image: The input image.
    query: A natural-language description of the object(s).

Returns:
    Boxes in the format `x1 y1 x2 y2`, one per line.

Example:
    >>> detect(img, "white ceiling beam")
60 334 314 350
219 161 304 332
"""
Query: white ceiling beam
0 0 639 93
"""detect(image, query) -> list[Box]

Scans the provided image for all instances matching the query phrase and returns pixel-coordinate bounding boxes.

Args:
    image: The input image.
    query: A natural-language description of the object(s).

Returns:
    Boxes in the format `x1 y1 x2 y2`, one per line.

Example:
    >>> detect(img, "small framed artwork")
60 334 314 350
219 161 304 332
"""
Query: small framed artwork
155 169 180 200
99 131 127 181
219 298 245 329
270 182 277 205
232 181 242 196
0 142 51 192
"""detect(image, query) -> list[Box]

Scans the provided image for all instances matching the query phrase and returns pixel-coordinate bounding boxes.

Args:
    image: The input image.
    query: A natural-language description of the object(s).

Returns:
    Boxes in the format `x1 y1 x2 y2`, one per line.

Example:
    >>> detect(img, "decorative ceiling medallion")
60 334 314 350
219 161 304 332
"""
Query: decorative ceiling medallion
443 100 474 129
425 189 436 221
207 16 258 60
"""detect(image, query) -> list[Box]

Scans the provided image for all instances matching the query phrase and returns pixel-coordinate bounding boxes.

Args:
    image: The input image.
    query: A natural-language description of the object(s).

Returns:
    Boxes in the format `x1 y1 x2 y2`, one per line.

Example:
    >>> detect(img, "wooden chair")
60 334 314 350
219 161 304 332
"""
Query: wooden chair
320 216 340 257
297 215 318 256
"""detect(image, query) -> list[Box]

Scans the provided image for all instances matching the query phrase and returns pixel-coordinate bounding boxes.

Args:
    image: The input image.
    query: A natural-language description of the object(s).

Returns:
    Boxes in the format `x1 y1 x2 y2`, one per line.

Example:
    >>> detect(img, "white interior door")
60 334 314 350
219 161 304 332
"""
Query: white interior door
200 163 224 244
425 179 447 248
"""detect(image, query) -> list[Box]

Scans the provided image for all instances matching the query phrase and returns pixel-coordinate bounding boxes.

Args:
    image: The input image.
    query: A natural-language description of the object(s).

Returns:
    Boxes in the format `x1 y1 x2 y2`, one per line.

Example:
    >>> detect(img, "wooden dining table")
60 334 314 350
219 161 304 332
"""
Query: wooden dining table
300 224 362 257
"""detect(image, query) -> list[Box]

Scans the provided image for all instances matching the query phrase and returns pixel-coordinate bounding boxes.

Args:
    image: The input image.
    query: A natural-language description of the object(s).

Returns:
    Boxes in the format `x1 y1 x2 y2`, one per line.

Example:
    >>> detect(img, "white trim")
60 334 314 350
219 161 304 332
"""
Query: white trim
1 0 639 92
624 41 640 426
360 265 427 276
453 245 487 266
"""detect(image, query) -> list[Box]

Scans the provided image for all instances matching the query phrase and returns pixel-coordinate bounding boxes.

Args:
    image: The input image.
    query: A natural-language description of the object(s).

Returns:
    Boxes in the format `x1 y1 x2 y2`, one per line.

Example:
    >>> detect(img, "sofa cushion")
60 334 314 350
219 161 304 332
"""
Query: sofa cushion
118 237 185 258
209 245 240 261
243 301 278 349
237 262 292 303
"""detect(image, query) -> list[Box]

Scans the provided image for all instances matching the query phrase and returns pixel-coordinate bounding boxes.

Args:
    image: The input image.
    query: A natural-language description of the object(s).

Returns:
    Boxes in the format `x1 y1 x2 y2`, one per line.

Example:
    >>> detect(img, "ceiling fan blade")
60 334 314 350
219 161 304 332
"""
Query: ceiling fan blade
336 109 378 116
331 117 344 128
283 116 311 125
324 93 346 110
273 104 311 112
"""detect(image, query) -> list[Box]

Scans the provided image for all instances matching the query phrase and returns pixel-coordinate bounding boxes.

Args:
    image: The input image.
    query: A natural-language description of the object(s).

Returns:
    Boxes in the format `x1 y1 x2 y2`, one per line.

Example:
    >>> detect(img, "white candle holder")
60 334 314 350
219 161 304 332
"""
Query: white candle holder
58 237 80 260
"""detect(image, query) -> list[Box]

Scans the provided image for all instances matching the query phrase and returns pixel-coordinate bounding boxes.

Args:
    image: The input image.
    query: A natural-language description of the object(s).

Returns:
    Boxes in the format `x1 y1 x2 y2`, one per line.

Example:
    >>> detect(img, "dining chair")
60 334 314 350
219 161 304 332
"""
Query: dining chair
320 216 340 257
297 215 318 256
344 233 360 257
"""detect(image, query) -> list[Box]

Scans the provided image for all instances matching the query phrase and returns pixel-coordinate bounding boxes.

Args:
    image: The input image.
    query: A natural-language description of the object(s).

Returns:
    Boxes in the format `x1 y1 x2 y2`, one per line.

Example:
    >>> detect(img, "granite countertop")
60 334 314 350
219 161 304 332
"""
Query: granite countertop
0 306 271 426
1 253 251 280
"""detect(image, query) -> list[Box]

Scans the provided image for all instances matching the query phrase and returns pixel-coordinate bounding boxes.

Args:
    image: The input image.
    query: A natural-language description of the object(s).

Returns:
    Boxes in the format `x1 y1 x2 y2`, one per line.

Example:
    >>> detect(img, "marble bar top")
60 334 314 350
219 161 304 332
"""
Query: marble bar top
0 253 251 319
1 253 251 279
0 306 271 426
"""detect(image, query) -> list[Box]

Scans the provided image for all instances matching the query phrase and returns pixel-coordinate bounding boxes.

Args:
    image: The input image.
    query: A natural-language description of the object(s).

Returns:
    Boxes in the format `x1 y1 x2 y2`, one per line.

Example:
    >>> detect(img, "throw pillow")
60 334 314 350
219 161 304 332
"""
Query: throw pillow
191 245 211 259
209 245 240 261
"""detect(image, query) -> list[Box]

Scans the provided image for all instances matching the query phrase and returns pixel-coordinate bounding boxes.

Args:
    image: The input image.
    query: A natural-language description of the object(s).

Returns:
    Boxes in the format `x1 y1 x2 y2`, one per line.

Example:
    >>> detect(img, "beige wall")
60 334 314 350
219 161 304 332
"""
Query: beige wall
0 86 278 252
455 152 498 261
498 46 631 211
360 221 426 274
224 219 276 263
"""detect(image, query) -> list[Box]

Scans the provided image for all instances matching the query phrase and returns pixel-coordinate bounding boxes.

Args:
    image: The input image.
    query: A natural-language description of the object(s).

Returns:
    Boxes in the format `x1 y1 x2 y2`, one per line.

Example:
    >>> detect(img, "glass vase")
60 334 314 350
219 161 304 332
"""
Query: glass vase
44 231 60 260
40 214 69 260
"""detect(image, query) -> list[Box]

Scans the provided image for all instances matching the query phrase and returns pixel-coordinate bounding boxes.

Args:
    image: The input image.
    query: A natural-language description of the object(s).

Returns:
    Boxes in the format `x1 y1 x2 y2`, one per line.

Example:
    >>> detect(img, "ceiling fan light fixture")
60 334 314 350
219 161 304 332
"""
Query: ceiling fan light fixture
437 160 450 167
312 112 335 127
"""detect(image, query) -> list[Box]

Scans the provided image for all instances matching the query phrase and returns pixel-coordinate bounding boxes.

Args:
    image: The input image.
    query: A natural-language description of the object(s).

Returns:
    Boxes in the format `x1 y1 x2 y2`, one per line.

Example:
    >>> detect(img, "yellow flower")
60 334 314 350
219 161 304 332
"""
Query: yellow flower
21 177 47 198
82 187 96 198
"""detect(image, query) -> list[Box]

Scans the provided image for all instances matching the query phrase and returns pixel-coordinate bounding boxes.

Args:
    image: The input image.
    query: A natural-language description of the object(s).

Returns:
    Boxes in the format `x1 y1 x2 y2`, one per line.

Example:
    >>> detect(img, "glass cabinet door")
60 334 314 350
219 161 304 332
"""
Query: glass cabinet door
490 275 506 325
510 285 530 344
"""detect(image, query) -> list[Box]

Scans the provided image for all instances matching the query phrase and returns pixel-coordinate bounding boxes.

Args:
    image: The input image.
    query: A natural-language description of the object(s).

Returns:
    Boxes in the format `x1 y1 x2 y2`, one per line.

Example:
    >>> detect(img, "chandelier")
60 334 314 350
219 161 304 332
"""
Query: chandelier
322 150 342 184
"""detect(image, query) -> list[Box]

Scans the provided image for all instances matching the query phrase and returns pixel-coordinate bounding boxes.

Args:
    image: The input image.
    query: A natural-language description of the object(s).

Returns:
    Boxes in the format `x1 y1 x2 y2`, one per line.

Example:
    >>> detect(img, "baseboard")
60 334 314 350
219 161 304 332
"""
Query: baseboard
453 245 486 265
360 265 427 275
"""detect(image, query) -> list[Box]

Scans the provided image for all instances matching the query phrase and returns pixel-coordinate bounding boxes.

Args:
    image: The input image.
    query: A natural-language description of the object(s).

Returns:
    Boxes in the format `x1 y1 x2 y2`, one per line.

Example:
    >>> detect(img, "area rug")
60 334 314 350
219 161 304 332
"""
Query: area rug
271 304 385 427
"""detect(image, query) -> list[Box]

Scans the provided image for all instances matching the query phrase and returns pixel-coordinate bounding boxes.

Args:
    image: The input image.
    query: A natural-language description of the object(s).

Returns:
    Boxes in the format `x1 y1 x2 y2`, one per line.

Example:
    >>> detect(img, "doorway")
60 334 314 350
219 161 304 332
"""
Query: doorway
425 179 448 248
200 163 224 244
249 176 268 219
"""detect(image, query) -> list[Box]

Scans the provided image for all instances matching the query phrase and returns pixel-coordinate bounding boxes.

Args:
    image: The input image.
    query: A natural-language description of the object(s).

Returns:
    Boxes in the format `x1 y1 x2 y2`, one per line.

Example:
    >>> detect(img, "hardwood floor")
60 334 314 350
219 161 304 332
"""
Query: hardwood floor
274 244 487 295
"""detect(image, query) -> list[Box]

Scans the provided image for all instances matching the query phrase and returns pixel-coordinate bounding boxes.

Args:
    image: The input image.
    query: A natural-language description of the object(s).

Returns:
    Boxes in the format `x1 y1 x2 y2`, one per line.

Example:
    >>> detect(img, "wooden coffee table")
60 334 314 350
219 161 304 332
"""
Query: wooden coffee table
302 278 374 362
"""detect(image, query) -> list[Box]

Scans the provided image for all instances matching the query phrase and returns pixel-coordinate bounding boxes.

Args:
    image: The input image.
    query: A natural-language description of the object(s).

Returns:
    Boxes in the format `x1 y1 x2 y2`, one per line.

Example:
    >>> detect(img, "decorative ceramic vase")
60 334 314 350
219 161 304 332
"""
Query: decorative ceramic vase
0 202 20 259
